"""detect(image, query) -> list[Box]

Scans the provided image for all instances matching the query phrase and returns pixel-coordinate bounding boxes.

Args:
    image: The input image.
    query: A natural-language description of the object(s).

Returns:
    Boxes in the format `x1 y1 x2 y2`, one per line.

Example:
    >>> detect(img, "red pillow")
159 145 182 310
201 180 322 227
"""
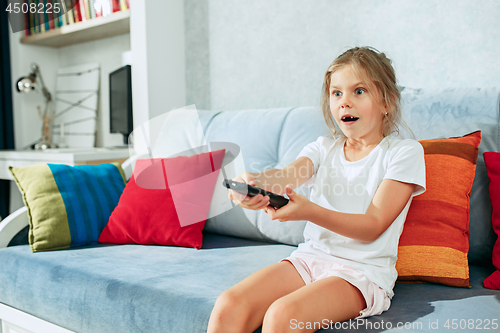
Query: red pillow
483 152 500 289
98 149 225 249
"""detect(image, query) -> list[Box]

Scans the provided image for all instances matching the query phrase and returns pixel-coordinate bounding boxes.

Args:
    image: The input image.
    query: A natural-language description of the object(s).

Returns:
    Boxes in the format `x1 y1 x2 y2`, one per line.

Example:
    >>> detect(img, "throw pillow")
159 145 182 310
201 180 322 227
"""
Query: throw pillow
98 149 225 249
9 163 126 252
483 152 500 290
396 131 481 287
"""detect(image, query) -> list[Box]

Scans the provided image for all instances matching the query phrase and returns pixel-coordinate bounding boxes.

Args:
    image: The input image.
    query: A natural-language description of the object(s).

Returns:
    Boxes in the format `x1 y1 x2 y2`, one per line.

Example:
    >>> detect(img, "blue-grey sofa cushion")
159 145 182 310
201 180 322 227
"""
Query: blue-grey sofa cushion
318 264 500 333
200 107 329 245
0 234 293 333
1 234 499 333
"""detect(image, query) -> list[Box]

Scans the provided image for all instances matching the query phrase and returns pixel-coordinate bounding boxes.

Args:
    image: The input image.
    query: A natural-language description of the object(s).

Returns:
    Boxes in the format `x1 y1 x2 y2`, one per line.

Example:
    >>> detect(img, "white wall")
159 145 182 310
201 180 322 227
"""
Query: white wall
130 0 186 128
185 0 500 111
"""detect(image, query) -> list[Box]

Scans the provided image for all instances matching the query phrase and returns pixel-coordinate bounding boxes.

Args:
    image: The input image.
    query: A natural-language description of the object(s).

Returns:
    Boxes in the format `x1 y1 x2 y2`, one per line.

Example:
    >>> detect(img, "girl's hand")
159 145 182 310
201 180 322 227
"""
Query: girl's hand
228 172 270 211
264 185 311 222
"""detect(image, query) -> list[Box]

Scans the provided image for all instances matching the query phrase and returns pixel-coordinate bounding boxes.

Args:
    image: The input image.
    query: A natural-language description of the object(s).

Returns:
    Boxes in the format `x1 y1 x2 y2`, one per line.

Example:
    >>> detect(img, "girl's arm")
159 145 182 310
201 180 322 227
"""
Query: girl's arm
266 178 415 242
228 156 315 210
253 156 315 194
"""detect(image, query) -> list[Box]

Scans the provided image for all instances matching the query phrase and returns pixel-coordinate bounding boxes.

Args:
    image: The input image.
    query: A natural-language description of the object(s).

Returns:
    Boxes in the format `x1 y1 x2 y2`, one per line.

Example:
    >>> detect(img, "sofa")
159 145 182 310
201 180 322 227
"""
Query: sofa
0 87 499 333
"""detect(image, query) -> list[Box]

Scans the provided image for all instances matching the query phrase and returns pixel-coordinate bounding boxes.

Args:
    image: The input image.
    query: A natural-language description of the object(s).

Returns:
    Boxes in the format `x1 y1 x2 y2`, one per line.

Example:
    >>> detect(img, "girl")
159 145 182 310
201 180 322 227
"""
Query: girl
207 46 426 333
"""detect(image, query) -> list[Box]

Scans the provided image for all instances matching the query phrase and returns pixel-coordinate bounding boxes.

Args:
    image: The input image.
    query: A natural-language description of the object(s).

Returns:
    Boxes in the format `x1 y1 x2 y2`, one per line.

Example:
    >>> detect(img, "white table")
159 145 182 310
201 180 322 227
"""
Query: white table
0 148 131 180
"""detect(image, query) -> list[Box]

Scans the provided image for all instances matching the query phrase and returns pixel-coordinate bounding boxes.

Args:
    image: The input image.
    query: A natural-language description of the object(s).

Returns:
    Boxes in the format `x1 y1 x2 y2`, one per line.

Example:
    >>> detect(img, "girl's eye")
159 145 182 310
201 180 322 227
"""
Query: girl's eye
332 91 342 97
355 88 366 95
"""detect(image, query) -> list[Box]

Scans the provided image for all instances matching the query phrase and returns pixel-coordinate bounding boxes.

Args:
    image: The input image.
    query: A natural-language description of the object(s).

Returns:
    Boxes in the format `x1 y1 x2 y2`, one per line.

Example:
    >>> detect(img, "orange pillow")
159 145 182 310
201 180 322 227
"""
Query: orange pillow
396 131 481 287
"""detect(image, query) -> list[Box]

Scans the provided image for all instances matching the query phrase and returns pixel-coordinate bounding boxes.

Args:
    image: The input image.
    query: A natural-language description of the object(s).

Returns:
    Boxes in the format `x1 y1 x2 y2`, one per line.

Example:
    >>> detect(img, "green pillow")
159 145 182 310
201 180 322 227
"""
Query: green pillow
9 163 126 252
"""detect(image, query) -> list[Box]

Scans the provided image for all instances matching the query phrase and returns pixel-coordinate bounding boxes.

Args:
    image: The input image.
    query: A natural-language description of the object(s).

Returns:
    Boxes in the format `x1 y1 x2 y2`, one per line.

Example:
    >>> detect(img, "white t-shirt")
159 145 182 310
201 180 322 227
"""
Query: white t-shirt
294 135 426 298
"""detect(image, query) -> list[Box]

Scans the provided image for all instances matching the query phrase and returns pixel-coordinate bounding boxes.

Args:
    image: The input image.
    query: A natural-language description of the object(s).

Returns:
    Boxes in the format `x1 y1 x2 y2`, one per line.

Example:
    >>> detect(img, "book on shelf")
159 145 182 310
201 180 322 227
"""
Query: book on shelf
47 0 55 30
38 0 45 32
119 0 126 11
29 0 35 35
32 0 39 33
43 0 50 31
79 0 86 21
111 0 120 13
64 0 74 25
80 0 93 21
89 0 96 20
21 0 129 36
72 0 81 22
23 10 29 36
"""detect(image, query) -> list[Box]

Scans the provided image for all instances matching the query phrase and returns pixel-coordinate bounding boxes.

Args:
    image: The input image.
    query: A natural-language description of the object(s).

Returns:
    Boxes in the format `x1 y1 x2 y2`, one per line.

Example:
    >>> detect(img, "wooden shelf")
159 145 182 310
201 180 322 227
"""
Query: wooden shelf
20 10 130 48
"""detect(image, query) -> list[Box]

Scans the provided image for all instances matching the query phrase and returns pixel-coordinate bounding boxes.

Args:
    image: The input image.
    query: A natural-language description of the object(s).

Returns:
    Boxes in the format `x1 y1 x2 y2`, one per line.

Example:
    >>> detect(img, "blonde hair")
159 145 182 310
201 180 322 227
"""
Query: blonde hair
321 46 411 138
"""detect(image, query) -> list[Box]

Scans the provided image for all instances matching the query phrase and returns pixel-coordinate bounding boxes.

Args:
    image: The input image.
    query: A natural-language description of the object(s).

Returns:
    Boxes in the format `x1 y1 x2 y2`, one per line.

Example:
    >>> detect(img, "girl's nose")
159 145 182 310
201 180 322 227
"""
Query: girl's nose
340 94 352 108
340 99 351 109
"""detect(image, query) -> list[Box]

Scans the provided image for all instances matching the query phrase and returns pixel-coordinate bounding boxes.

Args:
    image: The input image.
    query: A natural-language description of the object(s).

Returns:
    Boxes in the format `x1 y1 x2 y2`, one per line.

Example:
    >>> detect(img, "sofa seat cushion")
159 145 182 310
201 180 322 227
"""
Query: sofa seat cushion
1 235 499 333
363 265 500 333
0 234 294 333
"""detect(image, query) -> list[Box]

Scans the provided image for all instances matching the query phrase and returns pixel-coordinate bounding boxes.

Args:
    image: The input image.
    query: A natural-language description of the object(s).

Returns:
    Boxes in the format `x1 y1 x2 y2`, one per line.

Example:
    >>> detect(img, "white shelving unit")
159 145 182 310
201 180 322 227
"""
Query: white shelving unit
20 9 130 48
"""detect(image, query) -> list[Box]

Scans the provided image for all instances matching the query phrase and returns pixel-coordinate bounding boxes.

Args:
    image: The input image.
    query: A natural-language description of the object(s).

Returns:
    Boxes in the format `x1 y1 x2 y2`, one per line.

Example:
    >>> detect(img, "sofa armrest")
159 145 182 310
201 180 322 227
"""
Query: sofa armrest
0 206 29 249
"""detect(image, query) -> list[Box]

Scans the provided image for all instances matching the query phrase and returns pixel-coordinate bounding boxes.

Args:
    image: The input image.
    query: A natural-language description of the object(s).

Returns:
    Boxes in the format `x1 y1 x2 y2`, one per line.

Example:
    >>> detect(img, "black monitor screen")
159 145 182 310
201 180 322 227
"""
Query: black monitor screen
109 65 133 144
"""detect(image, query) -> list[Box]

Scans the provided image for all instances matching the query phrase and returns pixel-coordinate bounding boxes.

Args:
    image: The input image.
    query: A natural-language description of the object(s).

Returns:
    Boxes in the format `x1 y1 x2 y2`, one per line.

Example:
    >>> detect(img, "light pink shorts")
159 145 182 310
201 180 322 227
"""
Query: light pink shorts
281 252 391 318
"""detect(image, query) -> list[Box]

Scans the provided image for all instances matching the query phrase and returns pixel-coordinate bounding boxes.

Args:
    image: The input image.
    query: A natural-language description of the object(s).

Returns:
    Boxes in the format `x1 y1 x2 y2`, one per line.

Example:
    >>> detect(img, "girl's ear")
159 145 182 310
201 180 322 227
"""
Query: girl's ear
383 93 397 113
381 101 388 115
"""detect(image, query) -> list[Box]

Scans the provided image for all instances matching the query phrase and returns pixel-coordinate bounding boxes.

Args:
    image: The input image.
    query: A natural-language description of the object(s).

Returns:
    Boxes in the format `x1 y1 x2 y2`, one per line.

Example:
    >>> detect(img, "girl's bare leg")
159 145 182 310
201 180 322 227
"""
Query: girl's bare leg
262 276 367 333
207 261 305 333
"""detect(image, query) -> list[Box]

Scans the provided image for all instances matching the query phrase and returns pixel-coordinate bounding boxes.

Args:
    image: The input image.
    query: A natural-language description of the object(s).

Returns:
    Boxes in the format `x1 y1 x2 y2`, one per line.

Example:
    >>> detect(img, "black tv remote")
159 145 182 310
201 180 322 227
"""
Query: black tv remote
222 179 289 209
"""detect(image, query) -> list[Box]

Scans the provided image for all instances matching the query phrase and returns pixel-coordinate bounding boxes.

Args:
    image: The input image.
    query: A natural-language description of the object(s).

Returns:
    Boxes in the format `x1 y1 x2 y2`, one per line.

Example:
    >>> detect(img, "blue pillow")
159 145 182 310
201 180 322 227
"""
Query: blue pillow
9 162 126 252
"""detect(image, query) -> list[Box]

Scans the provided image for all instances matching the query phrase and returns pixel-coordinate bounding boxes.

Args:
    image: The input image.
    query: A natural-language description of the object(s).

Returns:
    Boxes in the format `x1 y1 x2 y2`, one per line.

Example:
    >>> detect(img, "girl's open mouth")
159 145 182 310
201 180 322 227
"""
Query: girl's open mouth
341 115 359 124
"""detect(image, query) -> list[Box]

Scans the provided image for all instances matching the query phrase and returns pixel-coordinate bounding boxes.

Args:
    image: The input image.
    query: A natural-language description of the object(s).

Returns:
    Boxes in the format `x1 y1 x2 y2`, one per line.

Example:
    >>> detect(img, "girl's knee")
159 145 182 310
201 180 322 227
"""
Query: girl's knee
213 289 242 318
263 298 301 332
215 289 239 310
209 289 251 332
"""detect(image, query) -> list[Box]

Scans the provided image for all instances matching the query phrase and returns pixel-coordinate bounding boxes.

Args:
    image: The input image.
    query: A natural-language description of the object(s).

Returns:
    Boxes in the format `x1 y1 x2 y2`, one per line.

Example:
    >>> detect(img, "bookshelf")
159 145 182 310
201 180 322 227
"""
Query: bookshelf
20 9 130 48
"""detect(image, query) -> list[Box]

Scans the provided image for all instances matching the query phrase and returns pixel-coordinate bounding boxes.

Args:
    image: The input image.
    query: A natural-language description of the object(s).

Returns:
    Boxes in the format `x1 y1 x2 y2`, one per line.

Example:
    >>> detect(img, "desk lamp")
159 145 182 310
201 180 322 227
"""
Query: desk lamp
16 63 54 149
